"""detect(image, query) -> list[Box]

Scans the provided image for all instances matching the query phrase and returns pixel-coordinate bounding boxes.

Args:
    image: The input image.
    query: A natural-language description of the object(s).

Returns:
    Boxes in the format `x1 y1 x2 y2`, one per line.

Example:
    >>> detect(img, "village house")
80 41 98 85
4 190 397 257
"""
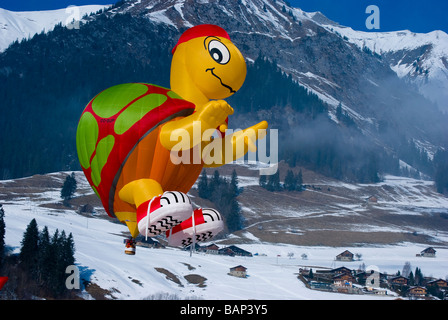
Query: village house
335 250 354 261
426 279 448 289
218 247 235 256
312 267 352 283
229 265 247 278
389 276 408 288
333 273 356 287
199 243 219 254
332 266 353 275
418 247 436 257
219 245 252 257
408 286 427 298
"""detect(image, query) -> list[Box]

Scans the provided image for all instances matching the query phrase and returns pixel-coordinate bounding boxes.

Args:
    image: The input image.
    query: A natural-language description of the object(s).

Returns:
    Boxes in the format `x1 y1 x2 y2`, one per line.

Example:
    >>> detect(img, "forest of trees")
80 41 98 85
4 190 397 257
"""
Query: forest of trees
434 149 448 195
0 14 174 180
0 11 446 191
259 168 304 192
0 216 76 299
228 55 327 117
197 169 243 233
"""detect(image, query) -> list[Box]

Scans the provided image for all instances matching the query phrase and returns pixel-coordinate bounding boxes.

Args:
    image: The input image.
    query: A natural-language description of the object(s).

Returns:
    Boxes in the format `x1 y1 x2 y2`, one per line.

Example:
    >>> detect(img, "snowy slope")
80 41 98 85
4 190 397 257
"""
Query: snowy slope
2 170 448 300
0 5 110 52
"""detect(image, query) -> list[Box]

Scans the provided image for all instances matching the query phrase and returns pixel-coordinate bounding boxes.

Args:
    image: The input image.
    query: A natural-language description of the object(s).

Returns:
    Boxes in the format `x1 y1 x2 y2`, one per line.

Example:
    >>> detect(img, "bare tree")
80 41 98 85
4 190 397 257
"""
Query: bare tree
402 261 412 278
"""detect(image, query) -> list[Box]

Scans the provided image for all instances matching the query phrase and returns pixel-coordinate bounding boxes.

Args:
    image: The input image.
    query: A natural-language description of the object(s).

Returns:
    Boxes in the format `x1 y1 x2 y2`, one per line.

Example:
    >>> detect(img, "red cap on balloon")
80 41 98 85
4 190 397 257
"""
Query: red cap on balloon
172 24 231 54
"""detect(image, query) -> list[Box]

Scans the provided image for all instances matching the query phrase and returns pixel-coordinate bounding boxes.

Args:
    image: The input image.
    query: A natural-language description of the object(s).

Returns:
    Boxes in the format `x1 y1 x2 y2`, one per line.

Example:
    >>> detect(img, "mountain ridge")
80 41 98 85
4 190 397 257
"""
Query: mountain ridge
0 5 111 52
0 0 447 184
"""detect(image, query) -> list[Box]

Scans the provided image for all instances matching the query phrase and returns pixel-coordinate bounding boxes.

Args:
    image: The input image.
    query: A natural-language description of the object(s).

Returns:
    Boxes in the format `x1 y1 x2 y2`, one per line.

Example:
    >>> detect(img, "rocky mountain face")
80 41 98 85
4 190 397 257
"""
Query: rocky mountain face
328 26 448 114
114 0 448 153
0 0 447 181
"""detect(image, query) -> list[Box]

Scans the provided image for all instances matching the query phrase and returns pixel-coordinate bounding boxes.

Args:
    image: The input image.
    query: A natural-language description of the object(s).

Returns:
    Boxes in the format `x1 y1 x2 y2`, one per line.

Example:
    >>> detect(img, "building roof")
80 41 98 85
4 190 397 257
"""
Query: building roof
336 250 354 257
421 247 436 253
331 266 352 273
230 265 247 271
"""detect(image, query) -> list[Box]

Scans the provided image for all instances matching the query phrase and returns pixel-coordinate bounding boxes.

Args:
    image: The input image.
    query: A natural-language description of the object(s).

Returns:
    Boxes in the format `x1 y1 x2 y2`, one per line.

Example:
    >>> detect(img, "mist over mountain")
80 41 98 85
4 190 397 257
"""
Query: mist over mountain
0 0 447 191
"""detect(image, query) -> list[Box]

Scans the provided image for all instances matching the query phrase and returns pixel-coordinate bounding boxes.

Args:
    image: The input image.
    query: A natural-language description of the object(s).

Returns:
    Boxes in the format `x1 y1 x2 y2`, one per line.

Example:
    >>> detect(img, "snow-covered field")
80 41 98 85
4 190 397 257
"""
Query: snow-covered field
2 172 447 300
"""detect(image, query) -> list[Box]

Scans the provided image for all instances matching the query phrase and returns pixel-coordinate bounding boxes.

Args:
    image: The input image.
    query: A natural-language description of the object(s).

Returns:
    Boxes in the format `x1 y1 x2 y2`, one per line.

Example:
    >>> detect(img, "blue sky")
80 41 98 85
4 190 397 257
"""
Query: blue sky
1 0 447 34
289 0 448 33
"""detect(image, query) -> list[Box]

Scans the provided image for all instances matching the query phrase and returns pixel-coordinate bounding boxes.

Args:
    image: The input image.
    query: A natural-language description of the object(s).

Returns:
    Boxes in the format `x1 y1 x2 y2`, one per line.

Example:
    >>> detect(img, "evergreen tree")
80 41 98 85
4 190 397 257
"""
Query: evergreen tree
296 169 303 190
408 271 415 286
204 170 244 233
48 229 67 297
230 169 240 196
37 226 53 286
284 170 297 191
266 170 281 191
414 267 423 286
197 170 209 199
19 218 40 274
226 171 243 232
61 172 77 204
63 232 76 268
42 228 76 297
226 196 243 233
0 204 5 267
208 170 221 197
259 174 267 188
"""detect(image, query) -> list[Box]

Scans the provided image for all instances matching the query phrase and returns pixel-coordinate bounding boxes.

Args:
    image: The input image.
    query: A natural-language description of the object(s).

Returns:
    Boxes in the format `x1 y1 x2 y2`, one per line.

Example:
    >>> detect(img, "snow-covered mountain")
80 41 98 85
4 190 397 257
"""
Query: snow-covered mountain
0 5 111 52
116 0 448 110
1 0 447 181
113 0 448 150
2 0 446 114
323 25 448 114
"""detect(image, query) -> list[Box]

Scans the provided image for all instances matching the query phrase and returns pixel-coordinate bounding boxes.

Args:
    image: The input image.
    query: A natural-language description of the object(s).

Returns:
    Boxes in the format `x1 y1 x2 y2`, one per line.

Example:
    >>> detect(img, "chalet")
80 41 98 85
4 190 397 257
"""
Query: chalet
389 276 408 287
229 265 247 278
219 245 252 257
333 273 356 287
419 247 436 257
218 247 235 256
409 286 427 298
336 250 354 262
199 243 219 254
331 266 353 275
427 279 448 289
312 267 352 282
367 195 378 203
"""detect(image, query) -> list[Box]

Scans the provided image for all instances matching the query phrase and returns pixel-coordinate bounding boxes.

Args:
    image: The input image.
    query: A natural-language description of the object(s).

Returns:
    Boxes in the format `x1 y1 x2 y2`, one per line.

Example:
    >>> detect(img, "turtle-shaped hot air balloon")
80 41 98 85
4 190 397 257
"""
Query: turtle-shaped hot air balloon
76 24 268 254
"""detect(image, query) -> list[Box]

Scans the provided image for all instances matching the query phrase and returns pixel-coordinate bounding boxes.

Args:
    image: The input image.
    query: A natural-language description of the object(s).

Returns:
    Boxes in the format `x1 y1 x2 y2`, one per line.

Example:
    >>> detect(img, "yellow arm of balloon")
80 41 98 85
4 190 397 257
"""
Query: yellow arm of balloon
202 120 268 168
159 100 234 151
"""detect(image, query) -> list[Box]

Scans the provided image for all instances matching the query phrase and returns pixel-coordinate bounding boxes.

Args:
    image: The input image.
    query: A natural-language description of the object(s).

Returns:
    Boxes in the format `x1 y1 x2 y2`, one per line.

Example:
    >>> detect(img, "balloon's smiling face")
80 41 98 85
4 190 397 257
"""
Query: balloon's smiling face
185 36 246 100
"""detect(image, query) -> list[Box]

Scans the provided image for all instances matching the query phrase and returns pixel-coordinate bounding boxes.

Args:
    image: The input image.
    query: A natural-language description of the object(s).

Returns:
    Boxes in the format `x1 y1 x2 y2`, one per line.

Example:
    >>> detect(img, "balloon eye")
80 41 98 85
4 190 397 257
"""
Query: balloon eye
208 40 230 64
